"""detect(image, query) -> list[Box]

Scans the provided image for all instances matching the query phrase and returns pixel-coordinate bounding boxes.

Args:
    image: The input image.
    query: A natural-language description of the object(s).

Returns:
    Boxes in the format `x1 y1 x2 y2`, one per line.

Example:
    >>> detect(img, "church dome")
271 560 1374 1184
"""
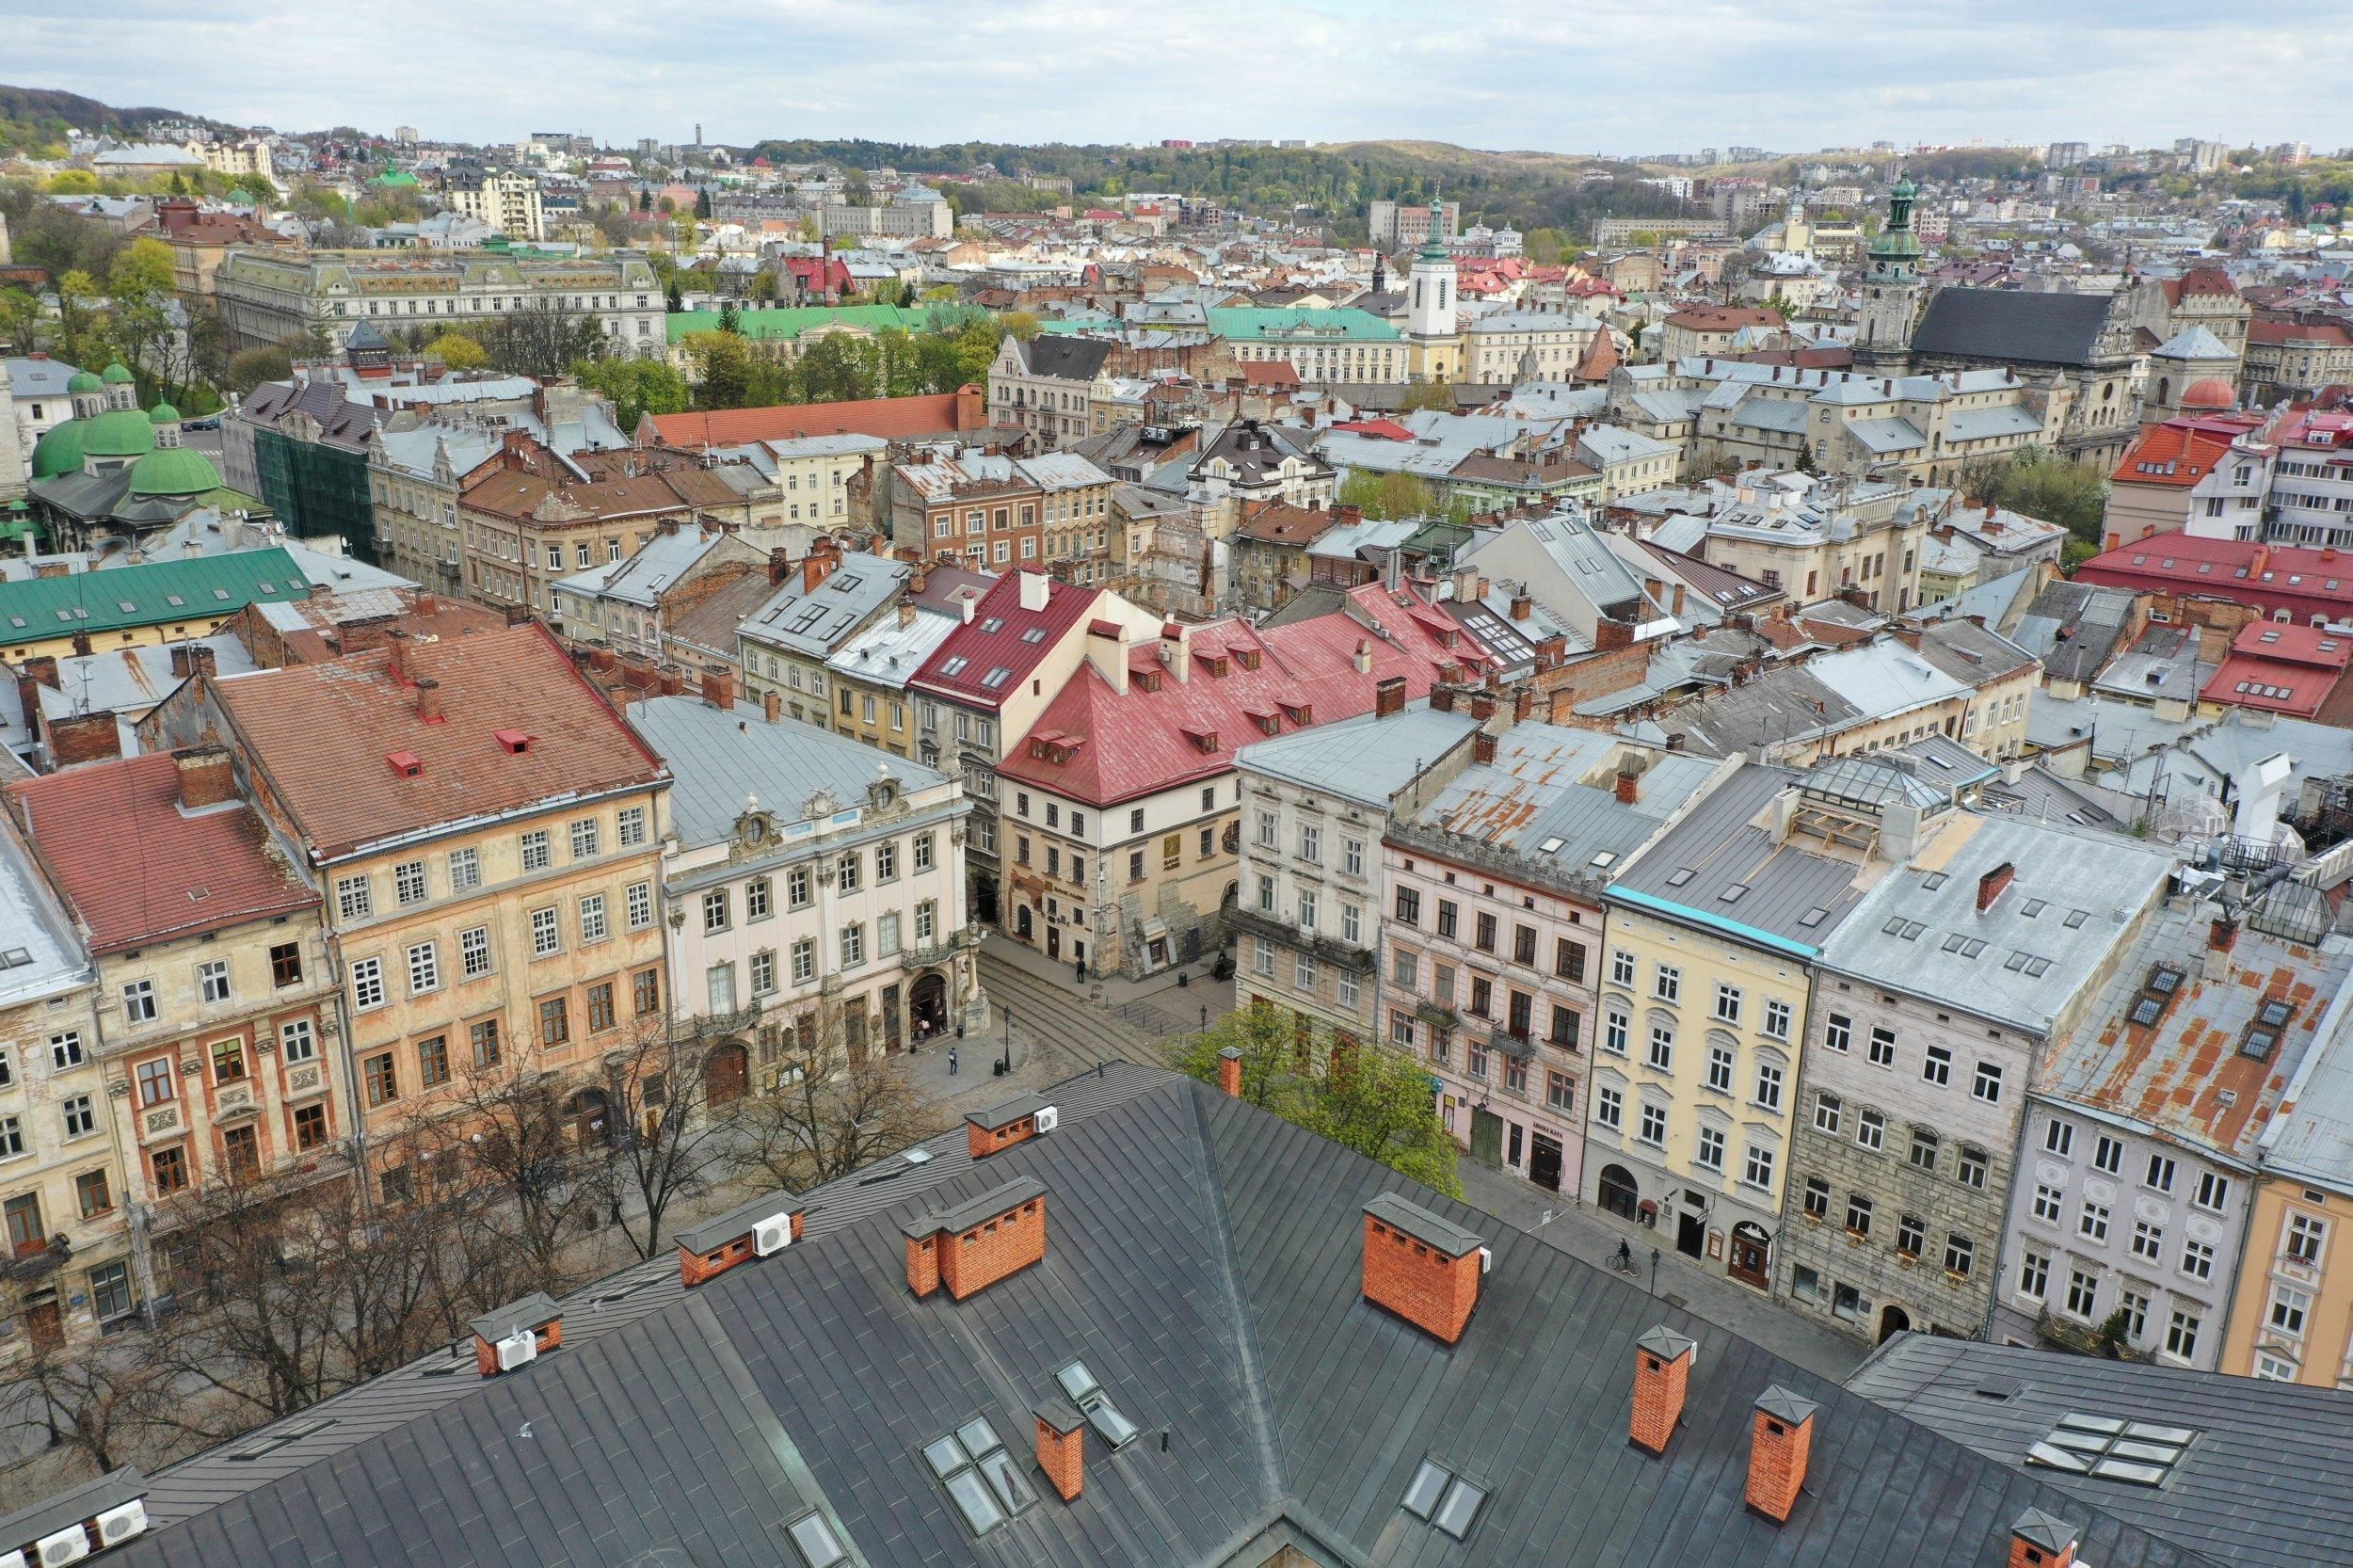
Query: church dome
100 361 136 386
65 370 102 394
149 403 183 424
126 445 221 498
80 407 157 458
2181 377 2234 410
30 419 86 479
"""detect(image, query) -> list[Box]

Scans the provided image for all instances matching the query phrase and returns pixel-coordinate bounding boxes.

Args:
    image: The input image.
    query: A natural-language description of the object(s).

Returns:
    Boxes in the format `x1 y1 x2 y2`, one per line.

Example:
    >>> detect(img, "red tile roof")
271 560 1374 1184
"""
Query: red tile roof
2201 621 2353 717
996 583 1489 806
643 391 982 449
2249 319 2353 348
2073 536 2353 625
8 753 316 954
213 623 668 863
909 571 1102 712
2107 415 2263 488
1238 360 1301 387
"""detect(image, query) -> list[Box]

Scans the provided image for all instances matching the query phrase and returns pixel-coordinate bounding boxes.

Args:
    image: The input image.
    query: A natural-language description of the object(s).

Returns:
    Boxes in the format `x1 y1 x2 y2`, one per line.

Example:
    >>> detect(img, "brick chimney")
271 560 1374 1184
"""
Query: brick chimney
470 1293 563 1377
1513 687 1533 723
174 746 238 810
415 592 439 616
2210 916 2238 953
674 1191 805 1288
901 1177 1047 1301
1629 1326 1695 1454
1743 1387 1817 1524
47 710 120 768
415 677 444 723
2008 1510 2078 1568
1375 676 1407 718
768 547 793 586
1472 731 1497 764
966 1093 1054 1159
1616 764 1641 805
703 666 735 711
763 690 783 724
187 645 217 681
1361 1193 1485 1345
1034 1401 1085 1501
384 628 412 683
169 643 193 679
1218 1045 1242 1098
1430 686 1456 712
1510 589 1532 621
1977 862 2015 913
803 537 841 594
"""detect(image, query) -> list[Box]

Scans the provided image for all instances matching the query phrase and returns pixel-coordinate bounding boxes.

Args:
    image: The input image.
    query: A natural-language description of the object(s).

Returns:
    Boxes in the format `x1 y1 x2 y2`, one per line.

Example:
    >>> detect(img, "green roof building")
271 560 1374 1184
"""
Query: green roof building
30 421 86 480
662 303 958 349
0 547 310 659
127 446 223 499
77 408 156 460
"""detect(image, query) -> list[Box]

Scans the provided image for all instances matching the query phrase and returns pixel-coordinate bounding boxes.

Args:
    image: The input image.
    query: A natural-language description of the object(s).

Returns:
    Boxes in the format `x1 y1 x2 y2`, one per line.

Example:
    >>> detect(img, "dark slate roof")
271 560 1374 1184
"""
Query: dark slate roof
1848 1335 2353 1568
1910 289 2115 369
1023 335 1116 382
95 1065 2219 1568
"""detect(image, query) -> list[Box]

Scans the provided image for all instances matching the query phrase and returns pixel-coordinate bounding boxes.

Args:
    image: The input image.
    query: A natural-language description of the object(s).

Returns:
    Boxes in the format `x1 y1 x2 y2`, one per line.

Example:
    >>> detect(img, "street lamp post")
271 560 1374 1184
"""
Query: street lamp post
1648 1247 1661 1299
1000 1001 1013 1076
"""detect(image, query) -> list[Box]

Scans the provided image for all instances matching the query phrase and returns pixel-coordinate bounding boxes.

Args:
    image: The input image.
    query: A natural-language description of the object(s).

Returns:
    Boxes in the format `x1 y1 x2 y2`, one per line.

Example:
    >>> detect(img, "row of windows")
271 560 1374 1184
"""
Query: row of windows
131 1018 319 1106
701 839 938 934
2040 1118 2233 1211
359 969 664 1109
1820 1014 2007 1102
109 941 308 1032
1799 1181 1978 1272
1593 1084 1781 1189
2013 1247 2208 1363
351 884 652 1011
333 810 648 921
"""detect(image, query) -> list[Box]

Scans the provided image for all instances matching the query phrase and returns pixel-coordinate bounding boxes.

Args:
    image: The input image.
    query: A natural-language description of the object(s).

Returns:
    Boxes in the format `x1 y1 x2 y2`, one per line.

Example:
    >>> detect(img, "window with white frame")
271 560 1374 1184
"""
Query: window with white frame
531 907 561 956
1653 963 1680 1002
461 925 491 978
408 942 440 995
579 893 608 943
351 957 385 1010
198 959 232 1005
627 881 654 930
336 874 374 921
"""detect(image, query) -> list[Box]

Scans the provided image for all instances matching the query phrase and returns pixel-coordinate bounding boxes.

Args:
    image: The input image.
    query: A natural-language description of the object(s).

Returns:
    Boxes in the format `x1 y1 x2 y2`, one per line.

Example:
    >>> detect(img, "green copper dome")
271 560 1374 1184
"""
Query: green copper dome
149 403 182 424
65 370 102 394
126 444 221 498
79 408 157 458
30 420 86 479
100 361 135 386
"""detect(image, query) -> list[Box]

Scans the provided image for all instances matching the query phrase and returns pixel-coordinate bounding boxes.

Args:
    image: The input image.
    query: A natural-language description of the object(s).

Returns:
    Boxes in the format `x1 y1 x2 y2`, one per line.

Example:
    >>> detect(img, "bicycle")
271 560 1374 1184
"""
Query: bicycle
1608 1243 1640 1276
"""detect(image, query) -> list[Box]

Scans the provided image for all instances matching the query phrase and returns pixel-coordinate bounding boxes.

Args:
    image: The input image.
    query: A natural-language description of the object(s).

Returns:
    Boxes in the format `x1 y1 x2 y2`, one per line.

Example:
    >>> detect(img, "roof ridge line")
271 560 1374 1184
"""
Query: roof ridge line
1188 1081 1289 1506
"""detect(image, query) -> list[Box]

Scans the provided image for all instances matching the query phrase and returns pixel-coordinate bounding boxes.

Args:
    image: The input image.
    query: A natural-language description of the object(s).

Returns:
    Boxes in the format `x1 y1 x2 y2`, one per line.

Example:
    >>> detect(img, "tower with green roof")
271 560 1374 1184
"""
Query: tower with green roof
1858 175 1926 370
1406 193 1461 382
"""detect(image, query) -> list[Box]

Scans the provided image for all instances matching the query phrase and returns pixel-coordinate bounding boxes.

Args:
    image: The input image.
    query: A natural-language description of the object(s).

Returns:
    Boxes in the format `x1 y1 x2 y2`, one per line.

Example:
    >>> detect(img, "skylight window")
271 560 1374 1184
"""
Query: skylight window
982 667 1014 689
1021 627 1047 643
923 1418 1034 1535
2025 1414 2197 1487
787 1512 849 1568
1940 935 1987 959
1883 918 1926 941
2129 996 2164 1027
1538 837 1565 855
1665 867 1696 887
1056 1360 1140 1448
2063 909 2090 929
979 616 1004 632
2021 899 2045 918
1401 1457 1488 1541
2149 966 2185 996
940 656 968 676
2259 999 2293 1029
1922 872 1949 890
229 1416 335 1459
1719 883 1748 904
1799 906 1830 928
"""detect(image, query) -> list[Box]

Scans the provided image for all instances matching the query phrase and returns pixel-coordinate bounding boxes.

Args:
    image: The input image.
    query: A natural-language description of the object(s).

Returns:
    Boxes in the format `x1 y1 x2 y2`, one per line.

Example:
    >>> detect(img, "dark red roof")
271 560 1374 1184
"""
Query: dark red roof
995 583 1489 806
645 391 982 448
8 753 317 954
2073 536 2353 624
909 571 1102 711
2201 623 2353 717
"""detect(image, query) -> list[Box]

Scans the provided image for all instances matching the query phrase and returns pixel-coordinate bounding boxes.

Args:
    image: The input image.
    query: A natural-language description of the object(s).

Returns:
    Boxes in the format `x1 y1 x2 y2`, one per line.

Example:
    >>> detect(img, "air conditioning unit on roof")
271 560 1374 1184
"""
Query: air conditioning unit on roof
33 1528 88 1568
1033 1105 1060 1133
753 1214 793 1255
92 1501 146 1548
496 1329 538 1371
2 1547 28 1568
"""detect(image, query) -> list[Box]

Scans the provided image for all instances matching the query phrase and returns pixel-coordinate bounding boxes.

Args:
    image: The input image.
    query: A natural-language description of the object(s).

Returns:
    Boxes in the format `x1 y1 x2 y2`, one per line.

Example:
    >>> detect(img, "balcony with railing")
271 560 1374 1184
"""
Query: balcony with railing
1224 904 1377 973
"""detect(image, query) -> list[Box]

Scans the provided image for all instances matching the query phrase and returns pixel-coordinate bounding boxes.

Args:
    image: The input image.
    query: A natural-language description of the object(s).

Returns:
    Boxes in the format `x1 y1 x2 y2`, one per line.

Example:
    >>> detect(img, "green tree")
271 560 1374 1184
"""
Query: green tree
680 329 759 408
228 344 295 395
1400 379 1454 412
232 171 276 204
108 236 176 301
1168 1001 1460 1197
1338 469 1443 520
1961 447 2109 545
424 332 488 370
44 168 99 195
636 188 650 213
574 355 691 430
693 187 712 219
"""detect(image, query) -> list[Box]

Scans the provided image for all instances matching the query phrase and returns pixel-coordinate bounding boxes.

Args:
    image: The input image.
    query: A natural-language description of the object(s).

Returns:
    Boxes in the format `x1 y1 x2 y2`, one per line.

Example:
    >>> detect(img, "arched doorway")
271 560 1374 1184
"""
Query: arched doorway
563 1087 613 1149
704 1042 749 1107
1015 904 1033 941
910 971 948 1044
1598 1163 1640 1221
1729 1222 1771 1290
1878 1304 1912 1344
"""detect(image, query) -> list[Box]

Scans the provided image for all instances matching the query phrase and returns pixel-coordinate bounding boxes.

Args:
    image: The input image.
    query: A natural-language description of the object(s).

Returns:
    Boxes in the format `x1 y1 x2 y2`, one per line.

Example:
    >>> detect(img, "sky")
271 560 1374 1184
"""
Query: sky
6 1 2339 157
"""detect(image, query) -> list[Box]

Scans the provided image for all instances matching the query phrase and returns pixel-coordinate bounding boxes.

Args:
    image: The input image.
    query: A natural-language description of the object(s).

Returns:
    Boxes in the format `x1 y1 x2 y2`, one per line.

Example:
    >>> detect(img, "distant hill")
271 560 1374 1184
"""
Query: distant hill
0 84 237 149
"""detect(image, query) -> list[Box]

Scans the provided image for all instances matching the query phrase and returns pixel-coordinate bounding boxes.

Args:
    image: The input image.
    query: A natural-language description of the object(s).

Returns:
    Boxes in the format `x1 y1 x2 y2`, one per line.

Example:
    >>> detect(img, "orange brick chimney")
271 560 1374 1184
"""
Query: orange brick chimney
674 1190 805 1288
1218 1045 1243 1098
966 1093 1055 1159
1034 1400 1086 1501
1361 1193 1485 1344
2008 1510 2078 1568
173 746 238 811
470 1293 563 1377
1628 1326 1695 1454
901 1176 1047 1300
1743 1387 1817 1523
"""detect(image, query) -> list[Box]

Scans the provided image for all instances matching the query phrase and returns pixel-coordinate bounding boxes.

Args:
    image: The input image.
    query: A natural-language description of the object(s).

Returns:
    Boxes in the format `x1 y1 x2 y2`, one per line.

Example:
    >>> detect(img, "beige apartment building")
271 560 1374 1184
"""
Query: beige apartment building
445 170 547 242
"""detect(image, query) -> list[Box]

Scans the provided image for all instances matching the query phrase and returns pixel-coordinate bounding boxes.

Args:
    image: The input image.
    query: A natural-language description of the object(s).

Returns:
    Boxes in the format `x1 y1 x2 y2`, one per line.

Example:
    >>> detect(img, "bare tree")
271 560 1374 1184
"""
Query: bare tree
596 1013 757 1260
20 1346 184 1476
734 1009 940 1189
479 300 610 380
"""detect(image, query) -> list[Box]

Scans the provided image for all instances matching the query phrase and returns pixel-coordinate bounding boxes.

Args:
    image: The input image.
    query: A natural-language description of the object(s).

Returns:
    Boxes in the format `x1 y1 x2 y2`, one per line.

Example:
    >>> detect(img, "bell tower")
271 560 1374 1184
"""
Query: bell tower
1857 176 1924 371
1407 196 1458 381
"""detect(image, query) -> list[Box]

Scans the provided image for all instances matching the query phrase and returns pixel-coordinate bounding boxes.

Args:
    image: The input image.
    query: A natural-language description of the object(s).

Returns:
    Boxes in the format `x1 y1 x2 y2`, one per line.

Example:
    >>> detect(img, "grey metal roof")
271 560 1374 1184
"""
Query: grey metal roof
1403 723 1720 875
625 694 950 847
967 1091 1053 1133
897 1174 1046 1238
0 814 92 1011
1362 1192 1483 1256
1234 701 1479 805
742 558 909 658
1849 1334 2353 1568
1816 814 2173 1032
1910 289 2117 368
675 1187 801 1256
1608 762 1872 952
93 1064 2223 1568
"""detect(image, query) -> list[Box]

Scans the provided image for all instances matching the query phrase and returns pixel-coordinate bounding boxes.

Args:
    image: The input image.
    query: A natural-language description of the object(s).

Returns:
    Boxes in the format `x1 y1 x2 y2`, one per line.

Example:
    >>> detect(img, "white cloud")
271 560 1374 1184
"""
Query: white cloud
4 0 2335 153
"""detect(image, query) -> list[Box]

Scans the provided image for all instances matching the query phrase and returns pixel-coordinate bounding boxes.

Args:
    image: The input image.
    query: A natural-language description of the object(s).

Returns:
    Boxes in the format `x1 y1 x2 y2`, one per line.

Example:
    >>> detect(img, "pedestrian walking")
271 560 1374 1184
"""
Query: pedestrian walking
949 1046 958 1076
